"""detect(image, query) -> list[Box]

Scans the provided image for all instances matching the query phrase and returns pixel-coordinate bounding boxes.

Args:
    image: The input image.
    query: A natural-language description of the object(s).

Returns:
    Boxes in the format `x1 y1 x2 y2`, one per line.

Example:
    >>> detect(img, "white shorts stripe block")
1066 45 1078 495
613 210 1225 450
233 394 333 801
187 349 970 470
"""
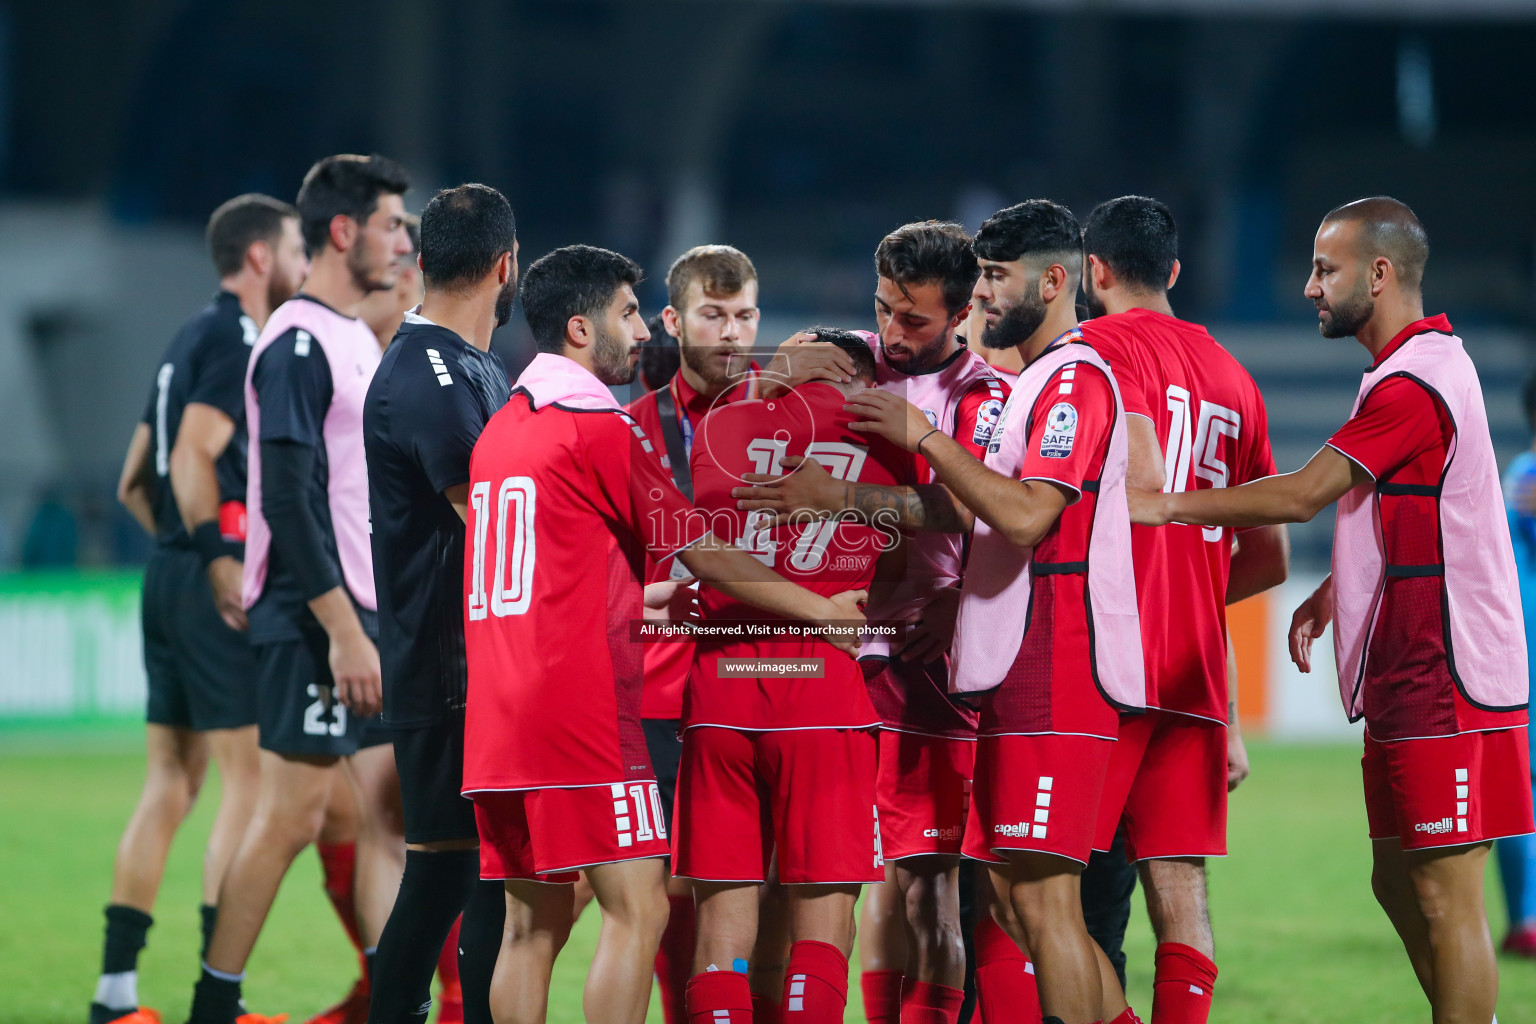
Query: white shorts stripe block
1033 776 1053 839
612 781 666 849
1456 766 1470 832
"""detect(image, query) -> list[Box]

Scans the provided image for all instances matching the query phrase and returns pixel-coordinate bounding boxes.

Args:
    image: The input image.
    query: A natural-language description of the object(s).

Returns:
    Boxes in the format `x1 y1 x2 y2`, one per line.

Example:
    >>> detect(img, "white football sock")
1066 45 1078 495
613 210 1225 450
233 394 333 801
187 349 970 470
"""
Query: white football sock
93 970 138 1010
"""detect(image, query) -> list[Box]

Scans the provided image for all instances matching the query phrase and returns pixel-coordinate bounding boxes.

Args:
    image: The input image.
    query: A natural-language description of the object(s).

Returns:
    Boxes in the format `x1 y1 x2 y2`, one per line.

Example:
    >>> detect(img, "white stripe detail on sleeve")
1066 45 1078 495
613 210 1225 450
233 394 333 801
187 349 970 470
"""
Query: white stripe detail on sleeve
427 348 454 386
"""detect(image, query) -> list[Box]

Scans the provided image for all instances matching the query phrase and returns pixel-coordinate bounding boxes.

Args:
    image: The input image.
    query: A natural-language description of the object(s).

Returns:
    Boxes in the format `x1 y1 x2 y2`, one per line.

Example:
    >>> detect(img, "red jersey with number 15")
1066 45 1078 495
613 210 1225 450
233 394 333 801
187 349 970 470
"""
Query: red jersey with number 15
685 382 918 732
1081 309 1276 722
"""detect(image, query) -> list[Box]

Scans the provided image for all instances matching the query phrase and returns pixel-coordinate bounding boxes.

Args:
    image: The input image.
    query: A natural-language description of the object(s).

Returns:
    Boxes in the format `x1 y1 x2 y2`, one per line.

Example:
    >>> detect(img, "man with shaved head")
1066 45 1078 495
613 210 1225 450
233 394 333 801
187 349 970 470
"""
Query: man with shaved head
1129 196 1533 1022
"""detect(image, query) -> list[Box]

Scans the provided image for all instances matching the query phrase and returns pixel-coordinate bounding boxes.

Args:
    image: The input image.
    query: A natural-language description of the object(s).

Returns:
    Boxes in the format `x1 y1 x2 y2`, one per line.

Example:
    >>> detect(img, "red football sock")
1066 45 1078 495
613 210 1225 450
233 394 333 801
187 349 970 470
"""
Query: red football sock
1151 943 1216 1024
783 940 849 1023
898 978 963 1024
754 992 782 1024
438 914 462 986
437 913 464 1022
972 915 1041 1024
859 968 903 1024
654 895 697 1024
1109 1009 1146 1024
686 969 753 1024
316 841 364 955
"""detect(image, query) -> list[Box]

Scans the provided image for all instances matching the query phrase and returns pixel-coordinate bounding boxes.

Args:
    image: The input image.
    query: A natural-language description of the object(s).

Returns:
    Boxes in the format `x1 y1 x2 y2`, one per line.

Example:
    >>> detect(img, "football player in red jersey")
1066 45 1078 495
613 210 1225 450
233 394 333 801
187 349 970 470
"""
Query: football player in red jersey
851 200 1146 1024
731 222 1009 1024
622 245 860 1024
1131 197 1532 1024
623 244 763 1024
1077 196 1288 1024
677 328 917 1024
463 245 866 1024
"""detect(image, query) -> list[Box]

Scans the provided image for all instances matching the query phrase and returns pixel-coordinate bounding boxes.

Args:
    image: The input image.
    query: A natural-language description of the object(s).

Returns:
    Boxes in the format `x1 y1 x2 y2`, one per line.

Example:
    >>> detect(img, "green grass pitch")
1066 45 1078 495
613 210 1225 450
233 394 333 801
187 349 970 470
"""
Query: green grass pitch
2 731 1532 1023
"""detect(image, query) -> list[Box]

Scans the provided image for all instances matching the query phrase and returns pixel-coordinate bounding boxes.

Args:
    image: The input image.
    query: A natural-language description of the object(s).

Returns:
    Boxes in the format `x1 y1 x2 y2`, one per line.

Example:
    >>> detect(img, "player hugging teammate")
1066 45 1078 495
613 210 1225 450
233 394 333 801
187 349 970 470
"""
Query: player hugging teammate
94 144 1529 1024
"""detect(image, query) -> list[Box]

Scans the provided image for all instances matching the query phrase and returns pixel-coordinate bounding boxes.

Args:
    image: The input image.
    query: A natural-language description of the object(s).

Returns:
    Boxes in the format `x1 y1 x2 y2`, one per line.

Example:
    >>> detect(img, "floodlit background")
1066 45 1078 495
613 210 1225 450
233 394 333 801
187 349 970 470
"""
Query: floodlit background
2 1 1535 1020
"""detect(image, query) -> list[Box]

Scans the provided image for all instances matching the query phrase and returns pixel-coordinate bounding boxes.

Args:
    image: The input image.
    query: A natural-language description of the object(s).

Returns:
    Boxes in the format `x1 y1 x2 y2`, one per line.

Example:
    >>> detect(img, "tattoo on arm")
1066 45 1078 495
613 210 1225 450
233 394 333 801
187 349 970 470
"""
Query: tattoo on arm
848 483 969 532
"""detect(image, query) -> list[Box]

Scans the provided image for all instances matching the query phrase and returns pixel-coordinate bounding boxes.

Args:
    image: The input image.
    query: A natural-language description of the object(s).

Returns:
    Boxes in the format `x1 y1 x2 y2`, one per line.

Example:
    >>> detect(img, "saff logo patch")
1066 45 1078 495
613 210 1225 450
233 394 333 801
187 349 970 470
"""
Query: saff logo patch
1039 402 1077 459
988 403 1013 454
972 399 1003 447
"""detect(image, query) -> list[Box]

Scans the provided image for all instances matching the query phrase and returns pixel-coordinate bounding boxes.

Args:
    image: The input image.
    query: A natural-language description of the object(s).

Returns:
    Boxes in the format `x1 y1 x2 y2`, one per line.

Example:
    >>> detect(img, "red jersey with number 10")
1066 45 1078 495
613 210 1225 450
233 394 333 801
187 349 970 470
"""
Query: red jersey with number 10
685 382 918 731
1081 309 1276 721
462 359 708 794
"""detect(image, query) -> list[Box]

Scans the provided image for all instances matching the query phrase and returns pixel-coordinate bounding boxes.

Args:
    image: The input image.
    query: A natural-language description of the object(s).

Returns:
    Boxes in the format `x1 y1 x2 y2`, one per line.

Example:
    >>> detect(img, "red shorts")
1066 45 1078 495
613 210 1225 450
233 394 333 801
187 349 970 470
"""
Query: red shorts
473 782 671 882
1363 727 1535 851
673 726 882 884
1094 710 1228 860
876 730 974 860
963 732 1114 866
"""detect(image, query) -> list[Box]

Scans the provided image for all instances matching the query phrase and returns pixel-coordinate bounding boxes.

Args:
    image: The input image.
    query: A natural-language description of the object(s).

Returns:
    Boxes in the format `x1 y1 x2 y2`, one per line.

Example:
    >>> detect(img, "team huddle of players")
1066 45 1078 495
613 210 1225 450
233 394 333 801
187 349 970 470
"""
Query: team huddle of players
97 150 1532 1024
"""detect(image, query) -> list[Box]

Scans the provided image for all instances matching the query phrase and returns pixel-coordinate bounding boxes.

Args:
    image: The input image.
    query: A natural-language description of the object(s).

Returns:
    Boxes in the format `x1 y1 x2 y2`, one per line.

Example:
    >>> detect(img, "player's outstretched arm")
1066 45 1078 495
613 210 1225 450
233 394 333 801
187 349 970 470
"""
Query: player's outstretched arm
1131 446 1368 530
676 533 866 654
116 422 157 536
732 454 972 533
171 402 246 630
844 388 1066 549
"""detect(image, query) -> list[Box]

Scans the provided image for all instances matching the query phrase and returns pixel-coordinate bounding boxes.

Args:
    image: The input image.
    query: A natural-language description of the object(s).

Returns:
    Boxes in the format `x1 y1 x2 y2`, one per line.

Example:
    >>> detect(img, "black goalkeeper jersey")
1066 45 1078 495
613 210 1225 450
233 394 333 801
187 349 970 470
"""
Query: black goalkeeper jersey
139 291 256 549
365 312 510 727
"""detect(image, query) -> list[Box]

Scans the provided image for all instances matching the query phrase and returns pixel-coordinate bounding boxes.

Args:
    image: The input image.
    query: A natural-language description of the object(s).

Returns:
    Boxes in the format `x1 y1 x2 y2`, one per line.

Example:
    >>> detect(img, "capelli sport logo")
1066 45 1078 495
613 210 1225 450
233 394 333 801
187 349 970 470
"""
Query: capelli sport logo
1414 817 1454 834
923 826 963 840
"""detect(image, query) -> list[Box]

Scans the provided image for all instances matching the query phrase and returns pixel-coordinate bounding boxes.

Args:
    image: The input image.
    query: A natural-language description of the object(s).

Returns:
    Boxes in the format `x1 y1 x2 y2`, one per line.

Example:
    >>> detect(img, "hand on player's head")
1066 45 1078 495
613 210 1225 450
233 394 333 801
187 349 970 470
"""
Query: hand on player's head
761 335 855 398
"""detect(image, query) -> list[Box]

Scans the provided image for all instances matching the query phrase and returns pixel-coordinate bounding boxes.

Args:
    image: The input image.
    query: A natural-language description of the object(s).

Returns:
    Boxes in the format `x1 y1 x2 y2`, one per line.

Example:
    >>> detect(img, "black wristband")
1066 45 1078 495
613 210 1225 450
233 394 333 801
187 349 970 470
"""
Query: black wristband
916 427 942 455
190 520 230 567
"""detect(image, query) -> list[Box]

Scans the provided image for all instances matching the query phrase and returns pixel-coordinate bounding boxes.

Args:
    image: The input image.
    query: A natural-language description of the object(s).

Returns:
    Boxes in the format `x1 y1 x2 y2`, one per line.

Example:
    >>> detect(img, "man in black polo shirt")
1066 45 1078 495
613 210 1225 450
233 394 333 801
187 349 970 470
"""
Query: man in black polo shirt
364 183 517 1024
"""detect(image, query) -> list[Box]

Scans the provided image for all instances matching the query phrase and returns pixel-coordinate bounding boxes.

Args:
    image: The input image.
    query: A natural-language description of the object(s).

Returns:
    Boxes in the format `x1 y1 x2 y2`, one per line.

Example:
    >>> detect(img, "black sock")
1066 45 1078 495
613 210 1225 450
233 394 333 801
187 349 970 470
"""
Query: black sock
457 878 506 1024
367 848 479 1024
101 904 153 975
188 964 243 1024
91 904 154 1022
199 904 218 960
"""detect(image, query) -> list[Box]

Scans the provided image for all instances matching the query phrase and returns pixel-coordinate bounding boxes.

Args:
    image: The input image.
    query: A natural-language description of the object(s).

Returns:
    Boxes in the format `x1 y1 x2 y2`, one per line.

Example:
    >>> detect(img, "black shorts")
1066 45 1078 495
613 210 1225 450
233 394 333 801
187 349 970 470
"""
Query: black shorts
142 548 257 731
642 717 682 834
254 633 385 757
394 712 477 845
358 715 395 749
